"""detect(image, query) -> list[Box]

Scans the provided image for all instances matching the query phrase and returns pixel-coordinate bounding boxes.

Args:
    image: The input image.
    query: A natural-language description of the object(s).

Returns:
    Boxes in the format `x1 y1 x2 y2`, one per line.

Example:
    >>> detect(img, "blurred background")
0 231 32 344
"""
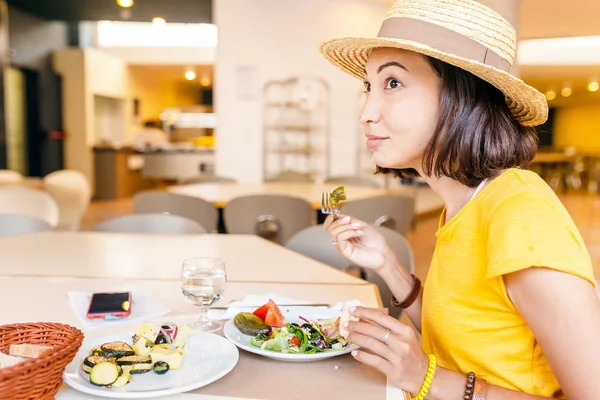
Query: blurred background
2 0 600 189
0 0 599 273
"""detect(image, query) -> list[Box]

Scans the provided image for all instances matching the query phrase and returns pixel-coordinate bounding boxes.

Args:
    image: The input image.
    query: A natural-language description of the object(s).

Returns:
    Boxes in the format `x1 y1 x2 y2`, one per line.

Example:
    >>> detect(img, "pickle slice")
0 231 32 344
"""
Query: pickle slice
233 312 272 336
329 186 347 206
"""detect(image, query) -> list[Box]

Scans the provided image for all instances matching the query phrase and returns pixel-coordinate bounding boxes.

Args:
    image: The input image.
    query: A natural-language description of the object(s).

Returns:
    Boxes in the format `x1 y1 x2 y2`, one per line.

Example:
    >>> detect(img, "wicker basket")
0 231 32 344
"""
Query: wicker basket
0 322 84 400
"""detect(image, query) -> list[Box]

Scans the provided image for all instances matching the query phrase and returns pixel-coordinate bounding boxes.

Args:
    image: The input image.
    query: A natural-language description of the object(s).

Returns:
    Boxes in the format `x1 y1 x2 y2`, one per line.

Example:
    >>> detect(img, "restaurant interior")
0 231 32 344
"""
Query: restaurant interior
1 0 600 399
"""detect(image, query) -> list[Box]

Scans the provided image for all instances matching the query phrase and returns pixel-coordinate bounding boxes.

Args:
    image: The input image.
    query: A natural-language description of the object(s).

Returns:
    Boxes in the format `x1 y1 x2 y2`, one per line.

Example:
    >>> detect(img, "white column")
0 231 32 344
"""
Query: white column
478 0 521 77
213 0 389 183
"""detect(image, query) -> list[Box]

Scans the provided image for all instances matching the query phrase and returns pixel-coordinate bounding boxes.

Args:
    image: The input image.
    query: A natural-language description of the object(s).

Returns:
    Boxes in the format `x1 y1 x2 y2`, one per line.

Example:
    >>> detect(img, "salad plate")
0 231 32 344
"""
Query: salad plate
63 323 239 398
223 304 359 362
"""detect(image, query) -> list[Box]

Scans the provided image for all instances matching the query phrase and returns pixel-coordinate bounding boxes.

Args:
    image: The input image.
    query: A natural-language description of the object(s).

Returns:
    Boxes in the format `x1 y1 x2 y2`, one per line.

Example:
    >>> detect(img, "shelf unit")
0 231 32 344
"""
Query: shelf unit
262 76 331 182
158 106 216 178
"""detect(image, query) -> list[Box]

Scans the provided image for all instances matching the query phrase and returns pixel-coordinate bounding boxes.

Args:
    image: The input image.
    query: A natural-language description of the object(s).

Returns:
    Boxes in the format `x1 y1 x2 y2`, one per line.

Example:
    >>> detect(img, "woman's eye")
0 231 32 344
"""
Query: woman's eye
385 78 402 90
363 81 371 92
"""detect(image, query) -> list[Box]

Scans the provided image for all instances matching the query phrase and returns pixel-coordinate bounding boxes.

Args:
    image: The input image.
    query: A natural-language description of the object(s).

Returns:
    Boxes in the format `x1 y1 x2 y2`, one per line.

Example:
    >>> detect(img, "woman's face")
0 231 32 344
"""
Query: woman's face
361 48 441 172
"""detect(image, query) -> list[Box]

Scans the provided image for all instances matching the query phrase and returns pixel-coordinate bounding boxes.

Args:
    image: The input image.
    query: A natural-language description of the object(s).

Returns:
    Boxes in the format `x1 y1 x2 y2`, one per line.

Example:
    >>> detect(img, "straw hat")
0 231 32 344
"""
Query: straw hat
319 0 548 127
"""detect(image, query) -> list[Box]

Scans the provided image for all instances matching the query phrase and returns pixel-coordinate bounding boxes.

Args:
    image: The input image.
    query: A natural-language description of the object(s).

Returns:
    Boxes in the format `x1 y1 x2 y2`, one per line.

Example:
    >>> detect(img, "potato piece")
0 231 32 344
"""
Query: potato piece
150 347 183 370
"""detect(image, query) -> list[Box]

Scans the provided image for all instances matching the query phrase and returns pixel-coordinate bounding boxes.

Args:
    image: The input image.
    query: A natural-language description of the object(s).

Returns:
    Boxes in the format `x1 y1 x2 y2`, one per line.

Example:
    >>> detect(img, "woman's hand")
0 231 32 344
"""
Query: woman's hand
344 306 429 395
323 214 395 272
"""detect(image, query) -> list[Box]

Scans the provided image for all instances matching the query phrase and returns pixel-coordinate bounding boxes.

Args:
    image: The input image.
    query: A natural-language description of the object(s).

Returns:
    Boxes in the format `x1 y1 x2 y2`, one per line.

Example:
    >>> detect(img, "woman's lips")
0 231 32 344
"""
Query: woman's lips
366 134 388 150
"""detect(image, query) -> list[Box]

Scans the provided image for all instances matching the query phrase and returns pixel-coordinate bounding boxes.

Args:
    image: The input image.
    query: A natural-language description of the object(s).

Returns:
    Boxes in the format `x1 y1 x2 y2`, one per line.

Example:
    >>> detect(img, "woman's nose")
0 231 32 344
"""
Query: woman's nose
359 95 381 125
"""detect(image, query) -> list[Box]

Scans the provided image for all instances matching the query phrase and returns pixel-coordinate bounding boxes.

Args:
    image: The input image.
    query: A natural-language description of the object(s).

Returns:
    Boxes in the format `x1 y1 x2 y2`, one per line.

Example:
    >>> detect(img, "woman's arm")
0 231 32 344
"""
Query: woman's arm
347 307 553 399
348 267 600 400
347 266 600 399
323 213 423 329
504 266 600 399
427 368 550 399
428 266 600 399
378 258 423 332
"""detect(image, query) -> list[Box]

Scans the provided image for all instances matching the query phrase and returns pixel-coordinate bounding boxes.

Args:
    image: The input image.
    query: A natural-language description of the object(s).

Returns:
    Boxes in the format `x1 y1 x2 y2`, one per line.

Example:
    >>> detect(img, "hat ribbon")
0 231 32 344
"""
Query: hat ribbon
377 17 511 72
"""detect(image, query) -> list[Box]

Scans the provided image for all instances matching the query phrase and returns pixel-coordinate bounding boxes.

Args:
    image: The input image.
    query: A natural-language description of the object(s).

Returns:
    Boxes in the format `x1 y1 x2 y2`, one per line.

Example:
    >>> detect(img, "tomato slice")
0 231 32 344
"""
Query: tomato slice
252 303 270 321
290 336 301 347
263 299 285 327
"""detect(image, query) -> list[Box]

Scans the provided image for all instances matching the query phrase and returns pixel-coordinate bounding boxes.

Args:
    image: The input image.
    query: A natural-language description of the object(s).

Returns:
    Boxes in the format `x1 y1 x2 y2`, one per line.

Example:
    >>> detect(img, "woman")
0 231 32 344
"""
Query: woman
320 0 600 399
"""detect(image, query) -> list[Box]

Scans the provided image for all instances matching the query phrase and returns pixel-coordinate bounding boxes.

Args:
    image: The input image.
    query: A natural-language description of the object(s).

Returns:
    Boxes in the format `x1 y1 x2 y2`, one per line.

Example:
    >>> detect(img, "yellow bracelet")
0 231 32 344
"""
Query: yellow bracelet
412 354 437 400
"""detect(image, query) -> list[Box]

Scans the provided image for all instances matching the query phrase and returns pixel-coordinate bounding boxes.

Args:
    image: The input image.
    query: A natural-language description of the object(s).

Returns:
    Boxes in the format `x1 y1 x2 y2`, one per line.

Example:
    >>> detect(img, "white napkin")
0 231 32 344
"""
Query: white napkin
67 291 171 328
208 293 345 320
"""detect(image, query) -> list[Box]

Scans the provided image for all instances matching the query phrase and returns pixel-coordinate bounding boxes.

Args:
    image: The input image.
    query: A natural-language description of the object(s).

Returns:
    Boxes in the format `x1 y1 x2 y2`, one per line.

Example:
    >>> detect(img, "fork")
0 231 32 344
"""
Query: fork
321 191 340 221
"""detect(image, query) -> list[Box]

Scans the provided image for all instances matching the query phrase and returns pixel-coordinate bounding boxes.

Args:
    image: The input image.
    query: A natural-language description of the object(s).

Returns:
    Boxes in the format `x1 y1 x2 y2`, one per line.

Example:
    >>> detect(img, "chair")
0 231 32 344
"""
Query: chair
133 191 218 233
266 171 313 183
325 175 381 188
339 195 415 236
0 187 59 227
90 213 207 234
286 225 414 318
0 214 54 238
179 176 237 185
223 194 314 244
43 170 91 230
0 170 23 186
588 157 600 194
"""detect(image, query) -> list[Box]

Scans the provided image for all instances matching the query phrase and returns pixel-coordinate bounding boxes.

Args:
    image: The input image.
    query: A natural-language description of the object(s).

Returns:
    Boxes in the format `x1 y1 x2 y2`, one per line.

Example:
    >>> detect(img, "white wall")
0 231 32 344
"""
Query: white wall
94 96 125 145
213 0 389 183
86 49 128 99
52 49 90 186
53 48 129 192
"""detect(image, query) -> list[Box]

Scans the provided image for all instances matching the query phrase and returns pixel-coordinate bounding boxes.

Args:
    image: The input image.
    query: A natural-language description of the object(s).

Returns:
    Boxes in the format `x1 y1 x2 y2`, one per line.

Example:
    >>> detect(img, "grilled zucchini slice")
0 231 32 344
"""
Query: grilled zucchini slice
89 346 106 356
115 355 152 366
81 355 116 374
115 354 153 374
129 362 153 374
329 186 347 206
100 341 135 358
89 362 120 387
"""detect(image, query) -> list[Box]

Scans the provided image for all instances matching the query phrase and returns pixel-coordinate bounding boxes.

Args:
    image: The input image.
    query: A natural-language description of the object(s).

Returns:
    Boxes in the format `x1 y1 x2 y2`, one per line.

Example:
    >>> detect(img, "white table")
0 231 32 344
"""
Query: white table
168 181 443 216
0 232 365 285
0 231 409 400
0 276 383 326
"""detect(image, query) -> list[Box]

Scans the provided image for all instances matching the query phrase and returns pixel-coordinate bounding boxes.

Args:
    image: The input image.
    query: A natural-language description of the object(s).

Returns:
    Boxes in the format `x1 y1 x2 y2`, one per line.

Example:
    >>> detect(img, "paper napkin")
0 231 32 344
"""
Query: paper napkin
67 291 171 328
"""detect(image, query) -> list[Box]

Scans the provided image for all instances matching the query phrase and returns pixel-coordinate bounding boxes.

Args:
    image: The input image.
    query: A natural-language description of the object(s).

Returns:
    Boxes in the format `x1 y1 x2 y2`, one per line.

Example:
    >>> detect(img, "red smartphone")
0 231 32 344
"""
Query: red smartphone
86 292 132 320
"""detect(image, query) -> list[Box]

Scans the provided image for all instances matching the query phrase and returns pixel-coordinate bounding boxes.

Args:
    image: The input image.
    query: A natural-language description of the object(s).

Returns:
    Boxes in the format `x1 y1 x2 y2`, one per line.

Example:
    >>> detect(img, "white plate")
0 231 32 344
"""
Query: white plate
223 308 358 362
63 330 239 398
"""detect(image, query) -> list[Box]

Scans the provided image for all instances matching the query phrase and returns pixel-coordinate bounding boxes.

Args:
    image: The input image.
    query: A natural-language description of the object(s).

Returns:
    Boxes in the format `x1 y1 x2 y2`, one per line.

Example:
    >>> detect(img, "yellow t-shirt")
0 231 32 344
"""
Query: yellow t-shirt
421 168 595 397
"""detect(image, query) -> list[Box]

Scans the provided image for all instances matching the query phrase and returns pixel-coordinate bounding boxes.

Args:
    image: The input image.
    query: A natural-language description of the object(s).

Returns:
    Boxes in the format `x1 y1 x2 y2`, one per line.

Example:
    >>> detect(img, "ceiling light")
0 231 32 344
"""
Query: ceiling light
545 90 556 101
185 70 196 81
152 17 166 25
200 76 211 87
561 87 572 97
589 82 599 92
116 0 133 8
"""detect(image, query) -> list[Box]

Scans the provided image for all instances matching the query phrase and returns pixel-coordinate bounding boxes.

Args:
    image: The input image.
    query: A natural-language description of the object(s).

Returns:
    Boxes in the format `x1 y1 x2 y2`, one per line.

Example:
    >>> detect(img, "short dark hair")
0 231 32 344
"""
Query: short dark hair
376 56 538 188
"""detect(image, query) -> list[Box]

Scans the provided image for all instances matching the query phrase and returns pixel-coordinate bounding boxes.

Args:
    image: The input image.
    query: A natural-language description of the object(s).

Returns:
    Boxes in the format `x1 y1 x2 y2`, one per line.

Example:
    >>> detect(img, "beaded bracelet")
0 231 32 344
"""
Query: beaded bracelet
464 372 476 400
412 354 436 400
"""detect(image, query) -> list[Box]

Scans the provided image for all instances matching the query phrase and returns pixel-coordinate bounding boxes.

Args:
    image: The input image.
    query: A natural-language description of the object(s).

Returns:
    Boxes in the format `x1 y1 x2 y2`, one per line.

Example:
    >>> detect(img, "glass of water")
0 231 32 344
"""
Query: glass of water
181 257 227 332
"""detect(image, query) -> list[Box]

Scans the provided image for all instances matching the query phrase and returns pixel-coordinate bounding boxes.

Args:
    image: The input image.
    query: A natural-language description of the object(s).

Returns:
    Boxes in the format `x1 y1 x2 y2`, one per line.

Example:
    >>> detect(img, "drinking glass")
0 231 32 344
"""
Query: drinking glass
181 257 227 332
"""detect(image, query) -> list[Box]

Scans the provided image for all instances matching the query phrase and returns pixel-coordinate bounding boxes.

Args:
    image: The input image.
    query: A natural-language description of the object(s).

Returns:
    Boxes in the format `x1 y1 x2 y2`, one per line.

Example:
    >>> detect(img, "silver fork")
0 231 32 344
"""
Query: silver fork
321 191 340 221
